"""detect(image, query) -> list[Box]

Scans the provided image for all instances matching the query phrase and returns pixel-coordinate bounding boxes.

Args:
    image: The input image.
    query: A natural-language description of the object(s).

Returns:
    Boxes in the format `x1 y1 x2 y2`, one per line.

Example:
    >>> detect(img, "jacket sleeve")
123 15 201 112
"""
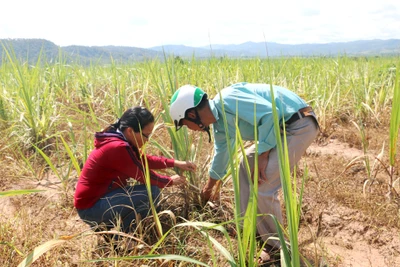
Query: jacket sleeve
209 131 235 180
108 144 173 188
144 154 175 169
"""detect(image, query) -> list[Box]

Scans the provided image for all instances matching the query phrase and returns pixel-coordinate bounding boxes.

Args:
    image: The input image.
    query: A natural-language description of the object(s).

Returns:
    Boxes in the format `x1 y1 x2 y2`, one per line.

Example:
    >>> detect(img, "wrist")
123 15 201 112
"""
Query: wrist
204 177 217 190
174 160 181 167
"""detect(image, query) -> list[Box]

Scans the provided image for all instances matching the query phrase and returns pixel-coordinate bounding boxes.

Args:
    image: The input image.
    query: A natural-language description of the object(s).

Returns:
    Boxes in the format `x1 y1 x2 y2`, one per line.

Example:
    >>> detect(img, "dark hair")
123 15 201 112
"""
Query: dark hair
105 106 154 133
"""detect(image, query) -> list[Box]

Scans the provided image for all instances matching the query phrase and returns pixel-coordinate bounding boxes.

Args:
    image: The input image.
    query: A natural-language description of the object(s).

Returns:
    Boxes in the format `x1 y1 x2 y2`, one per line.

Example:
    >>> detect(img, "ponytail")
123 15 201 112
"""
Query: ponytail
102 106 154 133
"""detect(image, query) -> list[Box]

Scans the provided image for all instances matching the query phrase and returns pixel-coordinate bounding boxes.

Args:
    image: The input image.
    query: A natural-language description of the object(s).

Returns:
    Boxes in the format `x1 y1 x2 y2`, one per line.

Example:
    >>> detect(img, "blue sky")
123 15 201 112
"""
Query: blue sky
1 0 399 48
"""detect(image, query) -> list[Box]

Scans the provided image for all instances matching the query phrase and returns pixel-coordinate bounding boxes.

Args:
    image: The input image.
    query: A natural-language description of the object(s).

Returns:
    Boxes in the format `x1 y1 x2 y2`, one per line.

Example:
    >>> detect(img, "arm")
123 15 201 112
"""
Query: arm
143 154 191 186
200 177 219 203
202 131 234 204
145 154 196 173
209 131 234 180
168 174 187 186
111 145 173 187
145 154 175 169
174 160 197 172
257 150 270 182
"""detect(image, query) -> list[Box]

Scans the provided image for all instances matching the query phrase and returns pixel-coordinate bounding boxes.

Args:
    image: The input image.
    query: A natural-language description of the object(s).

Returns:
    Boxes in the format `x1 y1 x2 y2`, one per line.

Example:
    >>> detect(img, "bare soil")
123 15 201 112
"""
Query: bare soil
1 119 400 267
296 120 400 267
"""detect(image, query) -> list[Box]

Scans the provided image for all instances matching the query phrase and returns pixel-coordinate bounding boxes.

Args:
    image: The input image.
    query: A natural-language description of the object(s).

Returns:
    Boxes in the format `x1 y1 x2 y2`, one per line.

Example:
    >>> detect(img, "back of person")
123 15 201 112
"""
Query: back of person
74 130 133 210
214 82 308 120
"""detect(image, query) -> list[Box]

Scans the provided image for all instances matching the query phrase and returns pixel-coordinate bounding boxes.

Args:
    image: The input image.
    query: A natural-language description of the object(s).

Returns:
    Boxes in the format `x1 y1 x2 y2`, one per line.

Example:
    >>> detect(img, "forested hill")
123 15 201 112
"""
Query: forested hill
0 39 162 65
1 38 399 65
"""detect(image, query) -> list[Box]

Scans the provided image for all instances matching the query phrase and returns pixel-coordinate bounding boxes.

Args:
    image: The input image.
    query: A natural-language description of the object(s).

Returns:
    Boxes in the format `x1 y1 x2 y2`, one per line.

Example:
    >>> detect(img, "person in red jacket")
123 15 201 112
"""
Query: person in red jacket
74 106 195 235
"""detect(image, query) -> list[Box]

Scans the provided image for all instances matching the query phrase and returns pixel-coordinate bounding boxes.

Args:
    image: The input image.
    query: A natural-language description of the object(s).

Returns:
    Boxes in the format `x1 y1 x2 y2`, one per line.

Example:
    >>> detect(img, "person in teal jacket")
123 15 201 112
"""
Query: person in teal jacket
169 82 319 263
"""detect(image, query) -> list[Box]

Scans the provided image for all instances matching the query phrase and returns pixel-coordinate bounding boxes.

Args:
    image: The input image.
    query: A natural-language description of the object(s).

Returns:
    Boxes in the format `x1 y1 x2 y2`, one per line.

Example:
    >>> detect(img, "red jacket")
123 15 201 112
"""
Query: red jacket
74 130 174 209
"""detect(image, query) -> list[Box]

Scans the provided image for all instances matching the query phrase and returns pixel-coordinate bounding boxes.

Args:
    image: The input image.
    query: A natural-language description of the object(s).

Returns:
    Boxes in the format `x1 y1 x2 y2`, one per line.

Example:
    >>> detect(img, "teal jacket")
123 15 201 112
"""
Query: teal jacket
208 82 308 180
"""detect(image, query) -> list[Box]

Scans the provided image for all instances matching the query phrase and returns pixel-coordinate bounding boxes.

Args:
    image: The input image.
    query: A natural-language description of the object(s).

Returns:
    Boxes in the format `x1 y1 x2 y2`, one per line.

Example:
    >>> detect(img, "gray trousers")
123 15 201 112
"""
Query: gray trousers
239 116 318 247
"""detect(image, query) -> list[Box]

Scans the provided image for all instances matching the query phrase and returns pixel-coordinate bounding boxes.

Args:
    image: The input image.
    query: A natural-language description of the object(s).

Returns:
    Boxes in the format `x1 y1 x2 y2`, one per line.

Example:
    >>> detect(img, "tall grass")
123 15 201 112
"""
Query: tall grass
0 53 399 266
1 45 59 148
269 84 301 266
388 63 400 198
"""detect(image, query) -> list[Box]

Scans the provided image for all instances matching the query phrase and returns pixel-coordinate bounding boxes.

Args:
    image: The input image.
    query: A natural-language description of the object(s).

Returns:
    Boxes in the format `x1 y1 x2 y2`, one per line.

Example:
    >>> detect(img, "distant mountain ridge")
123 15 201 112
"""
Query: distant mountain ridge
0 39 162 64
1 38 399 65
151 39 400 58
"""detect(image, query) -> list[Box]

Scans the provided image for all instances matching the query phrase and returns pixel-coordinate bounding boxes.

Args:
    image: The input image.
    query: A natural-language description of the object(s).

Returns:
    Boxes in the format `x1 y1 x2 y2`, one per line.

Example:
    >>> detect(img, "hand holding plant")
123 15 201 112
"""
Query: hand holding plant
174 160 197 172
200 178 221 205
170 174 187 186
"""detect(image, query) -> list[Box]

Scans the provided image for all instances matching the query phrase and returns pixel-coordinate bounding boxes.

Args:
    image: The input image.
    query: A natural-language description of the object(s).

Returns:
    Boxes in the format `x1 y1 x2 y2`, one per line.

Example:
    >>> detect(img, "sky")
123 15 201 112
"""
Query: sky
1 0 399 48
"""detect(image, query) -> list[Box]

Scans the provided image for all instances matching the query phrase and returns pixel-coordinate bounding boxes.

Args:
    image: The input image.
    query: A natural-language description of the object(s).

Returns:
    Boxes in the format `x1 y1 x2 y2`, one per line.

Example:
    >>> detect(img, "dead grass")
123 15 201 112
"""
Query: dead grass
1 114 400 267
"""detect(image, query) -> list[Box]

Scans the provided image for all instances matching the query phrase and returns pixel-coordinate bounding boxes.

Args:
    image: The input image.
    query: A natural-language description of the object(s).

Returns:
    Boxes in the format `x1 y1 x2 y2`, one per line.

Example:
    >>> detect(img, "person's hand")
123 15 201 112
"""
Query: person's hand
170 174 187 186
200 186 213 204
200 177 218 205
256 151 269 183
174 160 197 172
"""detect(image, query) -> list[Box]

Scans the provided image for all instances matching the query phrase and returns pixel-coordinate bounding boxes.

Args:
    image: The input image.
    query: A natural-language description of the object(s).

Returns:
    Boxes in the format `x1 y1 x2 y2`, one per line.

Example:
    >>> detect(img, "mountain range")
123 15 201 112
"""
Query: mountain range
1 38 399 65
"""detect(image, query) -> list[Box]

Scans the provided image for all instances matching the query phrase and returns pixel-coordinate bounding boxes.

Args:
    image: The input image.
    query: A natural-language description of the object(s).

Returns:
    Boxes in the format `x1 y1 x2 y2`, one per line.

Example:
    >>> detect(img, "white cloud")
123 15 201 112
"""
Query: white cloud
1 0 399 47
